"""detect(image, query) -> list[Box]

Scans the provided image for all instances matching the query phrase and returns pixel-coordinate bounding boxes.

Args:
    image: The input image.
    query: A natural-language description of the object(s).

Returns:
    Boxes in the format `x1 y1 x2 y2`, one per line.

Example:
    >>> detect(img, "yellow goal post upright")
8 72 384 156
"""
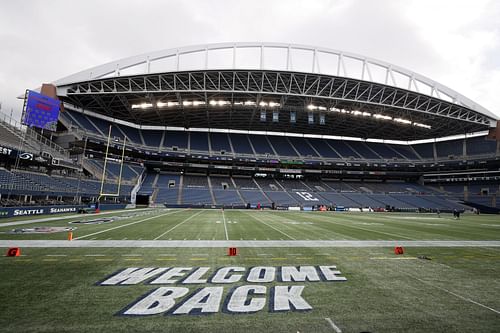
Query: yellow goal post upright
97 125 127 211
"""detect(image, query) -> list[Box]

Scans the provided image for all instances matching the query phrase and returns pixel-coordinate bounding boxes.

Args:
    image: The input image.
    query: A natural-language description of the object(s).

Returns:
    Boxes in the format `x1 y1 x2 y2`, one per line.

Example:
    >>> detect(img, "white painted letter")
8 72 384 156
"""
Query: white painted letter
273 285 312 311
227 285 266 313
150 267 192 284
281 266 320 282
246 266 276 283
99 267 169 285
211 267 245 284
182 267 211 284
172 287 223 315
122 287 188 315
319 266 347 281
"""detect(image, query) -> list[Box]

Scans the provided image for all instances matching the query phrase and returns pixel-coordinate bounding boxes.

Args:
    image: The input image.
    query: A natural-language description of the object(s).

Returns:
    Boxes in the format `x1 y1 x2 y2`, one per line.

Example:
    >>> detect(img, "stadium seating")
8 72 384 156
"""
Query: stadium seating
210 133 232 154
190 132 209 152
288 137 319 157
249 135 275 156
308 138 342 158
63 110 499 165
229 134 254 155
346 141 380 159
366 142 403 159
143 130 163 148
118 124 143 145
267 136 298 157
412 142 434 159
389 144 420 160
164 131 188 150
436 139 463 158
466 136 498 156
181 188 213 205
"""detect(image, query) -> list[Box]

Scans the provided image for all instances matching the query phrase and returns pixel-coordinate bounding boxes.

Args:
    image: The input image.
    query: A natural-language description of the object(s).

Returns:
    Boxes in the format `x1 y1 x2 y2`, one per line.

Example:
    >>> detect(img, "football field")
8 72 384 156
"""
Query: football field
1 209 499 332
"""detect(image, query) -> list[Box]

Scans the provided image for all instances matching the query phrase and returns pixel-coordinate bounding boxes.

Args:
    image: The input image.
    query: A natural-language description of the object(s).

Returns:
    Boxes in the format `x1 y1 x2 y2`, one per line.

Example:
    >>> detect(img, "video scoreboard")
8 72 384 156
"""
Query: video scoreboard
22 90 61 131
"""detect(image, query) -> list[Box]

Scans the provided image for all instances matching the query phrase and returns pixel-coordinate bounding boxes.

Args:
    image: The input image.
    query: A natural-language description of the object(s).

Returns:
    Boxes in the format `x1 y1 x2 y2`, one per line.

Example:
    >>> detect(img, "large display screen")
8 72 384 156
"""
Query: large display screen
22 90 60 131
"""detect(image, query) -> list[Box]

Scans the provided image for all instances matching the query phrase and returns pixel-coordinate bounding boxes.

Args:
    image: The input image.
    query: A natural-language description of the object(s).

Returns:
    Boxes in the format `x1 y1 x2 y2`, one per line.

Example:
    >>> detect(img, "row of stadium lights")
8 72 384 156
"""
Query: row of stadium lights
317 106 432 129
131 101 431 129
131 100 281 108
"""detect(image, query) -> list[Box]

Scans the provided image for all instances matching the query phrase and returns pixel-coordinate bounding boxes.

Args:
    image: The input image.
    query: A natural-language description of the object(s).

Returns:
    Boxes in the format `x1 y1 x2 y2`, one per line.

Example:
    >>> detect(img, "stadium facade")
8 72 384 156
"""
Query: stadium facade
1 43 499 215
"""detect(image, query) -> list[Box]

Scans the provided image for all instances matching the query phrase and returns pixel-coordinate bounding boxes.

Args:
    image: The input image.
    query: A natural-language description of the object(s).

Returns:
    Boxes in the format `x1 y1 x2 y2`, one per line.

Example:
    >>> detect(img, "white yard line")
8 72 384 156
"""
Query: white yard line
401 271 500 315
2 240 500 248
222 210 229 240
325 318 342 333
246 212 296 240
322 218 414 240
74 210 180 240
153 210 203 240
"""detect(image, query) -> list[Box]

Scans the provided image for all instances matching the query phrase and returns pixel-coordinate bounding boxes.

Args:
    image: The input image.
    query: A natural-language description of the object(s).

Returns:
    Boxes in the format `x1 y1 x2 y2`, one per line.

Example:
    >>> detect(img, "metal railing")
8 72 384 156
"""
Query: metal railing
0 111 69 159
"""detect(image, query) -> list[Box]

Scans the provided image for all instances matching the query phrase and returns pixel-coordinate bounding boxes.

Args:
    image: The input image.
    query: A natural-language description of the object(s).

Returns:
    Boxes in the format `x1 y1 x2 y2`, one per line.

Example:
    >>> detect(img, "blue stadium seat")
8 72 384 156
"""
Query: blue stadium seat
210 133 232 153
229 134 254 155
267 136 298 157
190 132 209 151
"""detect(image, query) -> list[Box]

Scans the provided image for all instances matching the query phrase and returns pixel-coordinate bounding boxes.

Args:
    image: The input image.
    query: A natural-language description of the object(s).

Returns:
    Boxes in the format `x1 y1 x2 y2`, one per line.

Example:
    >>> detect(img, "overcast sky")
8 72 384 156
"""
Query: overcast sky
1 0 499 121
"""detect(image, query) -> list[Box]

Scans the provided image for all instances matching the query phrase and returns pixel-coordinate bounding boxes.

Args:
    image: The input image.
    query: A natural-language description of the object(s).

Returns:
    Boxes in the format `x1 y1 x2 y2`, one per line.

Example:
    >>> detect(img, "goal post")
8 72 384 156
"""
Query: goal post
98 125 127 202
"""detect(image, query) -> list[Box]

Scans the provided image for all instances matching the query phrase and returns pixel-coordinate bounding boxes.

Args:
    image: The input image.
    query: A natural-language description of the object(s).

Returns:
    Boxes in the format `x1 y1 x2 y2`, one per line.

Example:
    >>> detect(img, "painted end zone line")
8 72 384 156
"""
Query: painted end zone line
74 210 180 240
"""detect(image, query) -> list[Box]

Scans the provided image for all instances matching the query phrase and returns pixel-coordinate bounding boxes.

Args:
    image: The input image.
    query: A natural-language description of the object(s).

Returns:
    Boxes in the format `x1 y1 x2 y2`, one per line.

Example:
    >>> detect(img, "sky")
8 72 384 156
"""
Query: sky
1 0 499 121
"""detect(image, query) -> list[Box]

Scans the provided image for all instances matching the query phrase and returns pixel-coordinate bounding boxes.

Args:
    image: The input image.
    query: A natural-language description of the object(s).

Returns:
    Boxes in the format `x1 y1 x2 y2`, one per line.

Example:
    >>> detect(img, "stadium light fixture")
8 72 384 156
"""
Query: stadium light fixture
259 101 268 107
208 100 230 106
244 101 256 106
156 101 179 107
307 104 325 110
394 118 412 125
268 102 281 107
181 101 206 106
131 103 153 109
374 114 392 120
413 122 432 129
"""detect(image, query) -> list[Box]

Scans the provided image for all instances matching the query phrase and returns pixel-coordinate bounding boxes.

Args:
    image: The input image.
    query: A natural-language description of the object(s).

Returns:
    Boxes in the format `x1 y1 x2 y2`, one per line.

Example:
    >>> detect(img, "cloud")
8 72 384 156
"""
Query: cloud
0 0 498 121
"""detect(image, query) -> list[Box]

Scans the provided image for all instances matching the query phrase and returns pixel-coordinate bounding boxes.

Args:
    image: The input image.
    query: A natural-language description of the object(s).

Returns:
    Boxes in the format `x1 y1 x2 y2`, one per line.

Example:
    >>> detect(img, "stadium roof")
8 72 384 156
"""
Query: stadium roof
54 42 498 141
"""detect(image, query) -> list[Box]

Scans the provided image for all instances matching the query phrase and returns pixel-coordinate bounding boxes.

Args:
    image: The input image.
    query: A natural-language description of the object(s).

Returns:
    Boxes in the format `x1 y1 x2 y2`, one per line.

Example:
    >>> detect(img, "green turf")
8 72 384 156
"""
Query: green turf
0 209 499 332
1 209 499 241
